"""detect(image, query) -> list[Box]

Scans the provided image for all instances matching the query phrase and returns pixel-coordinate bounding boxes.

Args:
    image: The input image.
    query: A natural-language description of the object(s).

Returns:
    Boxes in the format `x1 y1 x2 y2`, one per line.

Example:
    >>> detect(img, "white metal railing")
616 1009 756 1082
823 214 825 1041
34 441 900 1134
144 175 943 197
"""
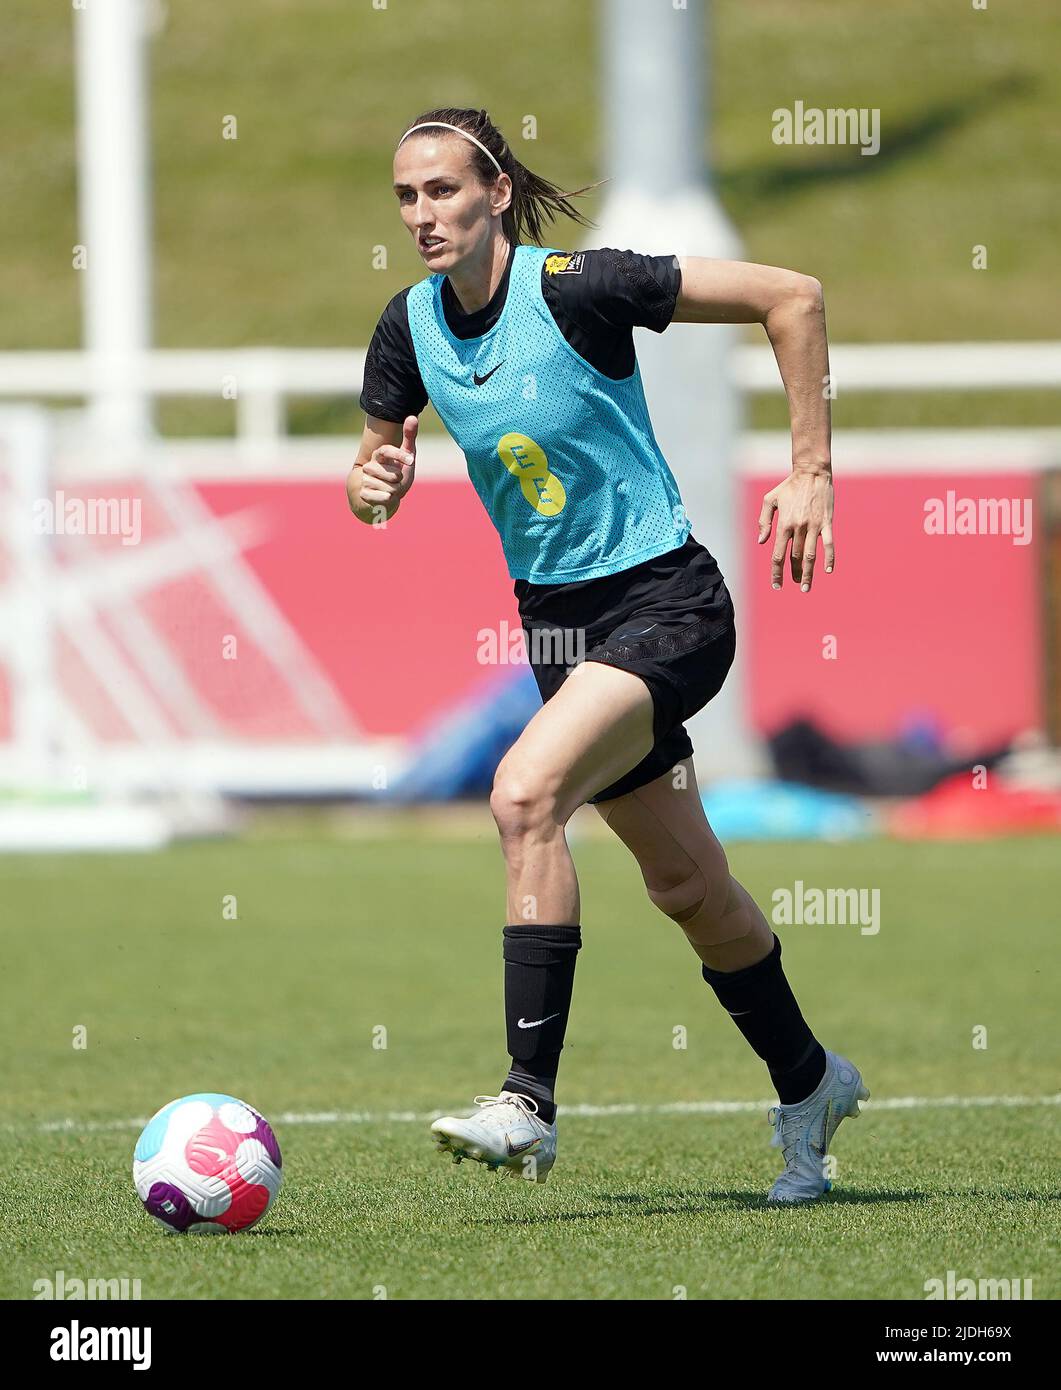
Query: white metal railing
1 342 1059 444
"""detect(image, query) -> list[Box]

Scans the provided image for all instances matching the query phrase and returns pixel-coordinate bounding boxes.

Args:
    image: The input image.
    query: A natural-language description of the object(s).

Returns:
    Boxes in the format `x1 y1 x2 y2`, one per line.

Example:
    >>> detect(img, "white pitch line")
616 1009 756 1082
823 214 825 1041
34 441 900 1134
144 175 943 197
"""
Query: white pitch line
16 1092 1061 1136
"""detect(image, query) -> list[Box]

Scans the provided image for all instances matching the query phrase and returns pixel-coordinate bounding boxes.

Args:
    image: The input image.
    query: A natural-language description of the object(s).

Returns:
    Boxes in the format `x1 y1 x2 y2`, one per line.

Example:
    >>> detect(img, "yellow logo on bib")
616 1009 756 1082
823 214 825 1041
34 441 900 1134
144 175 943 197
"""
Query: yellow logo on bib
543 254 572 276
497 433 566 516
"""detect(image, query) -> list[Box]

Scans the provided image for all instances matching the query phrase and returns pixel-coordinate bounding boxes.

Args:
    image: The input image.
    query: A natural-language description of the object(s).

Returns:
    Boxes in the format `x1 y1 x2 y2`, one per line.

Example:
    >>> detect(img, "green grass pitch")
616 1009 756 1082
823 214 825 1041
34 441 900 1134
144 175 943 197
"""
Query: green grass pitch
1 830 1057 1300
5 0 1061 430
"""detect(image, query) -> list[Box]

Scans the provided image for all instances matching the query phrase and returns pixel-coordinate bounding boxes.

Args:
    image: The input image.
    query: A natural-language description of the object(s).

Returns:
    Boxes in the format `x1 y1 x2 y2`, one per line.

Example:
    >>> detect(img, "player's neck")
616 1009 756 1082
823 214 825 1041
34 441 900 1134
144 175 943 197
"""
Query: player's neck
447 238 513 315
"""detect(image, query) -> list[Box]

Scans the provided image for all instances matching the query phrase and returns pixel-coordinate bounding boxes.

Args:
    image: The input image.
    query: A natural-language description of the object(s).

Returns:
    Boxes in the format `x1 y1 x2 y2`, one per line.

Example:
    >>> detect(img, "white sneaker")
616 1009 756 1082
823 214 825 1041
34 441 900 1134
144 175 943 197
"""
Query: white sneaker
767 1050 869 1204
430 1092 557 1183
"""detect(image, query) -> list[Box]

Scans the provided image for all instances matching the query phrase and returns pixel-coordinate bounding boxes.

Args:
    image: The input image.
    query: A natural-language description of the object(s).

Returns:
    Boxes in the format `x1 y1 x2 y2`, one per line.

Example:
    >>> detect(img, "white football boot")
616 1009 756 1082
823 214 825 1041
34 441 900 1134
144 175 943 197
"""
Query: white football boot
430 1092 557 1183
766 1050 869 1204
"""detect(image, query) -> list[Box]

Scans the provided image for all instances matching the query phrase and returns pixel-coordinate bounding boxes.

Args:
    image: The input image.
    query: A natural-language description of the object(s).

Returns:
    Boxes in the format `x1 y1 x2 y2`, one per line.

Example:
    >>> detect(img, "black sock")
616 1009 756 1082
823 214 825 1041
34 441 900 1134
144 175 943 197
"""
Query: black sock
500 923 581 1124
701 934 826 1104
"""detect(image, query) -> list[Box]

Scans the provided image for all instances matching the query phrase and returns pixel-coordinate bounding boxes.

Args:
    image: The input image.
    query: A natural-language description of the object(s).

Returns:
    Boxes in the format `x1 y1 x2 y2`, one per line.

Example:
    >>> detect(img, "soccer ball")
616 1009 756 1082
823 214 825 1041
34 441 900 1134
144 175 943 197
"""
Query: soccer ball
132 1093 282 1234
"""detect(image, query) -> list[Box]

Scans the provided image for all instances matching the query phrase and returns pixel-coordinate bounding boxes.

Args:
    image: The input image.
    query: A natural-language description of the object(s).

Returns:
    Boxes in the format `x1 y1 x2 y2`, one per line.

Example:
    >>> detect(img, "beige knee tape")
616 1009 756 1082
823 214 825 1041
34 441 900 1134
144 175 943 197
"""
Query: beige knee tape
606 779 752 950
649 870 750 948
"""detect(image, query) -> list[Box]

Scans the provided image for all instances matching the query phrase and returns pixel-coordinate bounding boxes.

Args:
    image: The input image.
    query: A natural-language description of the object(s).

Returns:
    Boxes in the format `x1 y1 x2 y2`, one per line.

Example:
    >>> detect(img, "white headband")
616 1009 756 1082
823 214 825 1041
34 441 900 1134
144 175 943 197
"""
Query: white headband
396 121 504 175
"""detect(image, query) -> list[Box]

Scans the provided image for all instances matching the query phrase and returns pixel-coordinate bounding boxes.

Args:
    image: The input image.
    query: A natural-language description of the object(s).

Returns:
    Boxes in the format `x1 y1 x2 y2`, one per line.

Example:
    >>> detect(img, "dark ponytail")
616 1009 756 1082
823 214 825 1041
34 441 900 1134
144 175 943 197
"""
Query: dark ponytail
398 106 607 246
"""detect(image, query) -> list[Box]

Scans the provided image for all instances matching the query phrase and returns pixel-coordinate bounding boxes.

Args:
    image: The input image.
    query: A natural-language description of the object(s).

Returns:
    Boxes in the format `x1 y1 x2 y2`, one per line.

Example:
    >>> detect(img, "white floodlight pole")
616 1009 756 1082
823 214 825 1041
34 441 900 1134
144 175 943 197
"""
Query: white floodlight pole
4 408 57 791
73 0 154 447
591 0 761 779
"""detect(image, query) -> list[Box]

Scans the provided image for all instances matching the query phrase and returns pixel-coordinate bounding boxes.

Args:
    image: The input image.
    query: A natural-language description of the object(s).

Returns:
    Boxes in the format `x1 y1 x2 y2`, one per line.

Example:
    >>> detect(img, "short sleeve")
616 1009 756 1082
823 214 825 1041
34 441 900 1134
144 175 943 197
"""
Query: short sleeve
359 289 429 423
549 247 682 335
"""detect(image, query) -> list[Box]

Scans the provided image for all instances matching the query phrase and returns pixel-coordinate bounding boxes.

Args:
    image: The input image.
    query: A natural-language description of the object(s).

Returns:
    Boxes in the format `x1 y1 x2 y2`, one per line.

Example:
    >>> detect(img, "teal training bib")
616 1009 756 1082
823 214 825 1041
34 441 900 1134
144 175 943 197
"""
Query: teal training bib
406 244 690 583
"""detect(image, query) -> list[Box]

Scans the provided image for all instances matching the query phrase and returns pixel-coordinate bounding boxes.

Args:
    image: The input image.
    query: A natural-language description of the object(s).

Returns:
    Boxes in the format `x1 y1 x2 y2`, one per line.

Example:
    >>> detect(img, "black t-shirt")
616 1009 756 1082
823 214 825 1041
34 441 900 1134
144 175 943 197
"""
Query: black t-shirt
359 244 683 424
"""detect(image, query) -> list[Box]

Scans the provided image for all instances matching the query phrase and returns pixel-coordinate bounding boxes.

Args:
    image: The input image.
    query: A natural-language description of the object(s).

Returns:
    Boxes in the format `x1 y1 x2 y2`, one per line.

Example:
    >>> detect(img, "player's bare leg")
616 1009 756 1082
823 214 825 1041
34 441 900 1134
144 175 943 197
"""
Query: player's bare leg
430 659 656 1180
593 756 773 972
489 658 656 926
593 757 868 1201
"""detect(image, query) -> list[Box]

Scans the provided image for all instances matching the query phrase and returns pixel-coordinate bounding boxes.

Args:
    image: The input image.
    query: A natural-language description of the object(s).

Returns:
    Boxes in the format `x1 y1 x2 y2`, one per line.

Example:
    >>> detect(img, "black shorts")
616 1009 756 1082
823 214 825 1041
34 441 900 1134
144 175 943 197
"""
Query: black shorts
514 535 737 804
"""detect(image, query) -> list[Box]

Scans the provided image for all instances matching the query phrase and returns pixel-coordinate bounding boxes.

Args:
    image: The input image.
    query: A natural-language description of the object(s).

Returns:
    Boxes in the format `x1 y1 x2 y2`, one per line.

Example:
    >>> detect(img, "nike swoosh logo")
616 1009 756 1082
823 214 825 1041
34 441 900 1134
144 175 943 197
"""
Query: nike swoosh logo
473 361 504 386
517 1014 559 1029
506 1135 541 1157
618 623 658 639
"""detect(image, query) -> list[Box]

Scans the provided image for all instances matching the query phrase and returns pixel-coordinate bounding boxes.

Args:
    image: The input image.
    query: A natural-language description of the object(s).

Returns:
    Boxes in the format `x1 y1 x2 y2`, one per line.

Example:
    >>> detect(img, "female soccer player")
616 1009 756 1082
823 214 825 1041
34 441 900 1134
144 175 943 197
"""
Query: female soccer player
348 107 868 1203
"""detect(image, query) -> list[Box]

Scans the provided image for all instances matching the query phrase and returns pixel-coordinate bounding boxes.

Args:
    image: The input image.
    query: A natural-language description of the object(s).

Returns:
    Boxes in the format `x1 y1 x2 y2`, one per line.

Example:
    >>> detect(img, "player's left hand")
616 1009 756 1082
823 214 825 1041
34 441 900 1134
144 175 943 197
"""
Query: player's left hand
757 468 834 591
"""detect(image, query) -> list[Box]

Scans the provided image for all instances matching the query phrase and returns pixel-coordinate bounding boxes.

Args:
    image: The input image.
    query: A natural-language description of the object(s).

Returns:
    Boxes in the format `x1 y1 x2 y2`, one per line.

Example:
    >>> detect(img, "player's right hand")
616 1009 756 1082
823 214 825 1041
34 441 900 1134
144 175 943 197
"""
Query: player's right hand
358 415 418 510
